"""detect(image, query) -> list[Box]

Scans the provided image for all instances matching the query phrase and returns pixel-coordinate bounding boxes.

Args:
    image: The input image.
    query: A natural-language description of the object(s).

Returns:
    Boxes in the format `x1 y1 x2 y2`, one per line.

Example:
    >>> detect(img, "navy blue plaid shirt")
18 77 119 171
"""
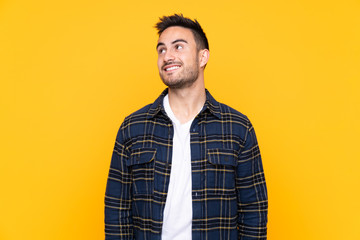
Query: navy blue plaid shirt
105 89 268 240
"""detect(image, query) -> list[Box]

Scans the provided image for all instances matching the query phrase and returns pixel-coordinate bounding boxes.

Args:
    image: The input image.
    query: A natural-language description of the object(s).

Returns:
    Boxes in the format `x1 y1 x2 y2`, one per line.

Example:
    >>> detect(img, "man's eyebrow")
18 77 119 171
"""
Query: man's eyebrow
156 42 165 49
156 39 188 49
172 39 188 45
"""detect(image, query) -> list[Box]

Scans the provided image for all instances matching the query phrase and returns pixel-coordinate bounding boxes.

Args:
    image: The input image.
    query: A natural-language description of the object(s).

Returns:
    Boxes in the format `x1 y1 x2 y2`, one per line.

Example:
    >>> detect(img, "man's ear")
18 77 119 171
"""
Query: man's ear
199 49 210 68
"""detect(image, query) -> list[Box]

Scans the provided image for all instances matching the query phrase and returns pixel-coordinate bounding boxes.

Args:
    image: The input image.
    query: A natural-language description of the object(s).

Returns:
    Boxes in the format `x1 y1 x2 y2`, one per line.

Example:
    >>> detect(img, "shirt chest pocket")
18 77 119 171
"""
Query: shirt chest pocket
206 148 238 195
127 148 156 195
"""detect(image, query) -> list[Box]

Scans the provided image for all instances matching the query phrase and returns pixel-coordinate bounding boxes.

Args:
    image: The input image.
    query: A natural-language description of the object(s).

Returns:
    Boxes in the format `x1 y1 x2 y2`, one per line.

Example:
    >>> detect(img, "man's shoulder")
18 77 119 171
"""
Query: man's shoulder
121 90 166 125
123 103 154 123
205 89 250 126
217 101 250 125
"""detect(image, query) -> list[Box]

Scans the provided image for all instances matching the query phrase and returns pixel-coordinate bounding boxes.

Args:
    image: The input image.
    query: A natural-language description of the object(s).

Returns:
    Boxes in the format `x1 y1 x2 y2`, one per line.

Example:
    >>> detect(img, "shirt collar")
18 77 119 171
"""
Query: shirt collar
147 88 221 120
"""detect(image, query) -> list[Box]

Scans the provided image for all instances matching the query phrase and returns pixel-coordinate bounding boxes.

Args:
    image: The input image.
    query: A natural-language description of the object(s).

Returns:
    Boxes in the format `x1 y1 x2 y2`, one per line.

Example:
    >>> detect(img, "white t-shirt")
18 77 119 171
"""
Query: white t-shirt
161 94 194 240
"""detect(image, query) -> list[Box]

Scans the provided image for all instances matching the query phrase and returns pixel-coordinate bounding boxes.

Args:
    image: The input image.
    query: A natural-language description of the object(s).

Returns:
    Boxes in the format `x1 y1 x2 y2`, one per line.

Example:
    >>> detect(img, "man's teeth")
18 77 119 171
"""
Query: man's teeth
166 66 180 71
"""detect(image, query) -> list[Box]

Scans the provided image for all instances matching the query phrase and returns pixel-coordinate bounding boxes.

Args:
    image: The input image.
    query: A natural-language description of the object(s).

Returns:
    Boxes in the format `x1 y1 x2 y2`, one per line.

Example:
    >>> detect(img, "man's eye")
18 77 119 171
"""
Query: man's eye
158 49 166 54
176 45 183 50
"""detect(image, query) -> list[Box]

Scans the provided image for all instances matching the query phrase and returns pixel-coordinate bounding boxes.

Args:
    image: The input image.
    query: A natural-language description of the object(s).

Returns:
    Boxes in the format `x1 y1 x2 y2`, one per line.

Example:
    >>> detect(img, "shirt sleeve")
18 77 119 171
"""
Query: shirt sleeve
236 120 268 239
105 123 133 240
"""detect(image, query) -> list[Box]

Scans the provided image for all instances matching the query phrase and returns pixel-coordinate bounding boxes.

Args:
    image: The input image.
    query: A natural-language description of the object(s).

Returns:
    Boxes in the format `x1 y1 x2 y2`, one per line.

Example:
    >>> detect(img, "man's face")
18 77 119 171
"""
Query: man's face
156 26 200 89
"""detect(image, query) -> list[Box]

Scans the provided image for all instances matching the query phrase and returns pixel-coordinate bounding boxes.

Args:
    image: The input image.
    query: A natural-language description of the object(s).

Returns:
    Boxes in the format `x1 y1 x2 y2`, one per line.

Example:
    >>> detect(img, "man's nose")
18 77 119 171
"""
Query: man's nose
164 49 175 62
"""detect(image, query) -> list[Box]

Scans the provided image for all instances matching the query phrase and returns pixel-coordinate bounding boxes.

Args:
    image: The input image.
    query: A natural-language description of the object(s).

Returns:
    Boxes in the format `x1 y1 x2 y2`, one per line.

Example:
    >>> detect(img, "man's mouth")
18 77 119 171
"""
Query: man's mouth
164 65 181 72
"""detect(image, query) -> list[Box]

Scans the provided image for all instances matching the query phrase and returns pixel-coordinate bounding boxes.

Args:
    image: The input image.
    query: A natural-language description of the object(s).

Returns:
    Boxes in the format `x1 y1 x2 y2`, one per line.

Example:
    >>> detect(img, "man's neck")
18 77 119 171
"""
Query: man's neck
167 80 206 124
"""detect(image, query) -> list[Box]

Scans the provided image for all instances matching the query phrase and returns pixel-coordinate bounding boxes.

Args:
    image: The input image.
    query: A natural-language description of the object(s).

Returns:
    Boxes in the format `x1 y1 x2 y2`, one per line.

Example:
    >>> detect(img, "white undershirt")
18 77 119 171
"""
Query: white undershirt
161 94 194 240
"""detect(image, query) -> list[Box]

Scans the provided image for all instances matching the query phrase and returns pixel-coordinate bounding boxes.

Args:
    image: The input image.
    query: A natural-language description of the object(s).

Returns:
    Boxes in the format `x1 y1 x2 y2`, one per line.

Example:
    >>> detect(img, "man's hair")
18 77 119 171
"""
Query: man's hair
155 14 209 51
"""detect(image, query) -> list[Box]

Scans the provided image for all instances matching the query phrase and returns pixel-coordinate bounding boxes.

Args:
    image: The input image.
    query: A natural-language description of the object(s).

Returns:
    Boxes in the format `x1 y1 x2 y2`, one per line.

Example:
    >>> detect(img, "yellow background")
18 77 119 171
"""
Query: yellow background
1 0 359 239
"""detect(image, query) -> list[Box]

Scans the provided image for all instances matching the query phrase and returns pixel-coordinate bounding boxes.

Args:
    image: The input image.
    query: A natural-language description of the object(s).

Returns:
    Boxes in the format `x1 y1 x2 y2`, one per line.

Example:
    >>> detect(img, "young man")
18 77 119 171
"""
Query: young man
105 14 268 240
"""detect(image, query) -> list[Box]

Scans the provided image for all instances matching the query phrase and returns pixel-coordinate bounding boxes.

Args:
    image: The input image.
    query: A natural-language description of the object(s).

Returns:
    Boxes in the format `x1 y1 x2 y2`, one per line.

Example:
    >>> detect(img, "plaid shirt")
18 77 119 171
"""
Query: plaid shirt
105 89 268 240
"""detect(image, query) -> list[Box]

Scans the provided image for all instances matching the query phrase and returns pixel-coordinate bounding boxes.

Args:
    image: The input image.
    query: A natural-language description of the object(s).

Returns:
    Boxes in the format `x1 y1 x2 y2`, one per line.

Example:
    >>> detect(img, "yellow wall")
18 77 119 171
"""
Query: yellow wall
1 0 359 239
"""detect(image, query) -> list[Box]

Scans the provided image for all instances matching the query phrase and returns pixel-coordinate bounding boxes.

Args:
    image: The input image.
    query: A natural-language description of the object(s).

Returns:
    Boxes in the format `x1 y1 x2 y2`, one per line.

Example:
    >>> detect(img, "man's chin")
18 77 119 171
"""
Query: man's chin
161 77 182 88
162 80 198 90
163 81 184 89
